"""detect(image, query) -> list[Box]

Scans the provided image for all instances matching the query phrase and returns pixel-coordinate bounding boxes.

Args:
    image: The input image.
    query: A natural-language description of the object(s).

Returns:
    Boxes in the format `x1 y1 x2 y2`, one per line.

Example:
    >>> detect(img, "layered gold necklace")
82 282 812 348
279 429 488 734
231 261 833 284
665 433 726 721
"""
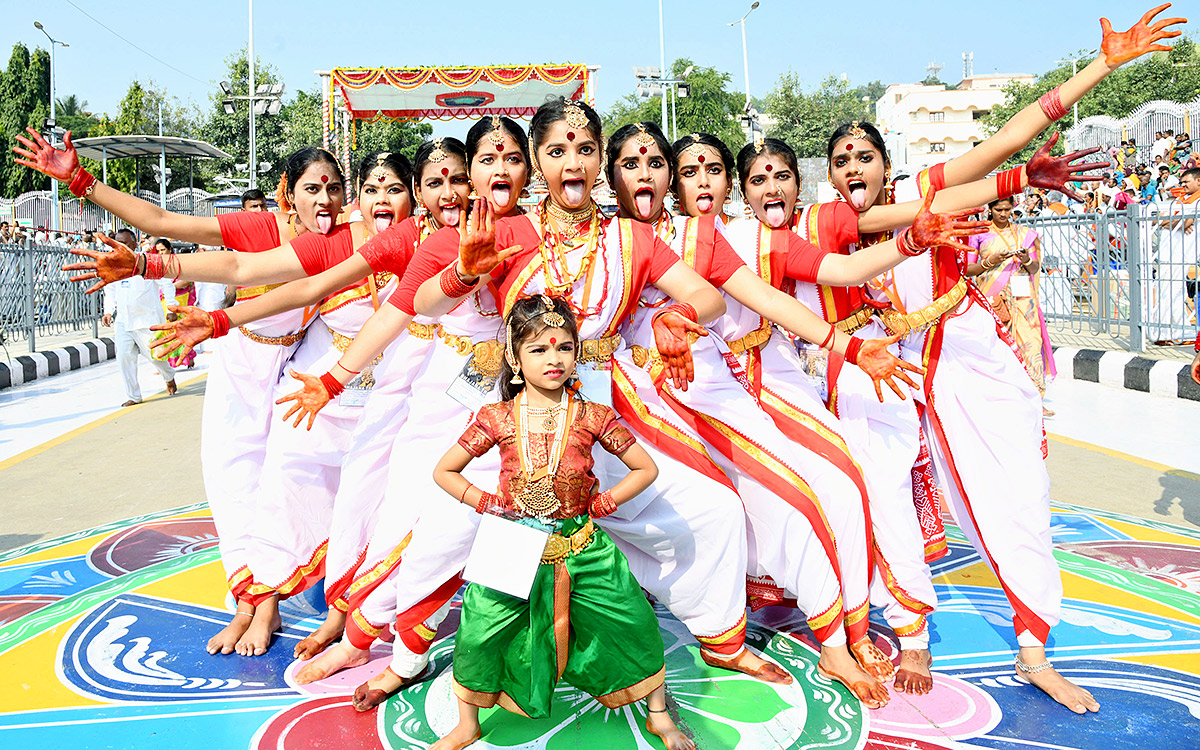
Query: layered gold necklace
512 390 575 518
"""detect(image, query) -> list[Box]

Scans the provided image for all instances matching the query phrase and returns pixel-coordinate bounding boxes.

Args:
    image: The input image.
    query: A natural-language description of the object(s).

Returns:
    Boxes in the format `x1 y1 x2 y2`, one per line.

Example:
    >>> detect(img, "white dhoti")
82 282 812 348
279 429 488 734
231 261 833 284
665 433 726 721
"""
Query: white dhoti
115 323 174 402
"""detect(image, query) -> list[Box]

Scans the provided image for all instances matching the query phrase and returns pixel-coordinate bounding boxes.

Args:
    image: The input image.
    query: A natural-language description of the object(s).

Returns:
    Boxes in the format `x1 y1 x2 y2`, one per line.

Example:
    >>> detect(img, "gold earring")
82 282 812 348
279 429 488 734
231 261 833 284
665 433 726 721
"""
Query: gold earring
510 368 523 385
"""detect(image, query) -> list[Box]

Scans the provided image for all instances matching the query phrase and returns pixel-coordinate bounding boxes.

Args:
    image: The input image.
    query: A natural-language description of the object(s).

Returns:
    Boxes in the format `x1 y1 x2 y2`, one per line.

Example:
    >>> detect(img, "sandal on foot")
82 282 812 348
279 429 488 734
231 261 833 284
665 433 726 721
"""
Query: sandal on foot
351 666 428 712
850 637 896 680
817 663 888 709
700 648 793 684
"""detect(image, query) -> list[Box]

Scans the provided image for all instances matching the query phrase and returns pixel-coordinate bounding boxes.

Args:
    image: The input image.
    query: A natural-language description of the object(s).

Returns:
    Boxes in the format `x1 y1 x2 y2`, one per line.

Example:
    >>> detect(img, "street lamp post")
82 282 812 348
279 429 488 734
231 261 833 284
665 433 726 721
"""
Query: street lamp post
1056 50 1096 128
728 2 760 144
657 0 668 134
33 21 68 232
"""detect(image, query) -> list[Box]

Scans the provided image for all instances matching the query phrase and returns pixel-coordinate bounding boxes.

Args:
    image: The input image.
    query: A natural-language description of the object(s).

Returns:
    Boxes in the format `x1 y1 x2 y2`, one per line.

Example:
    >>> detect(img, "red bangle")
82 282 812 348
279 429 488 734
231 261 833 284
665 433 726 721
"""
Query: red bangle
589 490 619 518
1037 86 1068 122
459 484 476 505
142 252 166 279
439 264 478 298
319 371 345 398
68 168 97 198
995 167 1023 200
844 336 863 365
209 309 231 339
335 361 361 377
894 227 923 257
476 491 500 514
654 302 698 326
819 322 836 350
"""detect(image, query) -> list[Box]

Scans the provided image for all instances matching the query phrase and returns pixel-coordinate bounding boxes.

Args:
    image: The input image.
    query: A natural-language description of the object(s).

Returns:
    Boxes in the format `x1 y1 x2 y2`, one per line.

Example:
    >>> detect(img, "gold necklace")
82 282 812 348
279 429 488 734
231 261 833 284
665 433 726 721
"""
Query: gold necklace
544 198 596 233
526 403 565 431
538 202 602 294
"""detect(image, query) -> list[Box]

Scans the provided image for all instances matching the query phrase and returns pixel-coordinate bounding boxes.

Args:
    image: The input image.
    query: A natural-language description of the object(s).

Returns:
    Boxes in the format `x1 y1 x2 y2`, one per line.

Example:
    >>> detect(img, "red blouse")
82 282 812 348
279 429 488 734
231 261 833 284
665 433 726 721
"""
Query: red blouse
457 399 637 519
217 211 282 253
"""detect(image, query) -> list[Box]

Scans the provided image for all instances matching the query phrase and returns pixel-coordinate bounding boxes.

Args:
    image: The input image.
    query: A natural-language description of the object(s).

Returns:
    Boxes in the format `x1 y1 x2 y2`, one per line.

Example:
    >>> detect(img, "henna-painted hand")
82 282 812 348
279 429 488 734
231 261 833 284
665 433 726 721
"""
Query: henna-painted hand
61 233 138 293
909 189 991 253
150 305 214 359
652 312 708 391
1101 4 1185 68
276 369 331 431
457 197 522 278
1025 133 1104 202
12 127 79 182
854 334 923 402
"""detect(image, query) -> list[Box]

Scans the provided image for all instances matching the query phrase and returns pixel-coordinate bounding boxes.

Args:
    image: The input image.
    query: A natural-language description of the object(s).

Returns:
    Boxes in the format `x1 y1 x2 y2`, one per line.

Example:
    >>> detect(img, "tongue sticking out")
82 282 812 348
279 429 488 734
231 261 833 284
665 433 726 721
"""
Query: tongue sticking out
374 214 392 234
442 205 461 227
316 213 333 234
491 185 511 208
696 195 714 213
848 185 868 211
634 192 654 219
563 181 586 205
765 203 787 227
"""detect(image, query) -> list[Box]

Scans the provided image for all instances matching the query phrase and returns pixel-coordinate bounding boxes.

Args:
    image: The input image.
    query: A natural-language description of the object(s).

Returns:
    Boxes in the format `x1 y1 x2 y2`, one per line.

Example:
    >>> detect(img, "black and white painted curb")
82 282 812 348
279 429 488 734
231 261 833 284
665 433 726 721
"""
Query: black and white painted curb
1052 347 1200 402
0 338 116 390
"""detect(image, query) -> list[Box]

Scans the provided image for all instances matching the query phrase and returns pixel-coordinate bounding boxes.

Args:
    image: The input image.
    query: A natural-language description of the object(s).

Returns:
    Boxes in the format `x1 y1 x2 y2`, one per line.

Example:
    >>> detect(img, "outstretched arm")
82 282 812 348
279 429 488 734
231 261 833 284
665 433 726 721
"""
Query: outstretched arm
941 4 1184 186
13 128 227 245
649 262 726 391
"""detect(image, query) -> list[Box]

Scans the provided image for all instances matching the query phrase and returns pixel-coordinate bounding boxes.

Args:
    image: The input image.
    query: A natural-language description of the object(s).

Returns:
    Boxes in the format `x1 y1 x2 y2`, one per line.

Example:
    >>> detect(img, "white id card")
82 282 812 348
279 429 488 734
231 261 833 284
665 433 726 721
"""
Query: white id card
446 352 501 412
463 513 549 600
1008 274 1032 298
575 361 613 407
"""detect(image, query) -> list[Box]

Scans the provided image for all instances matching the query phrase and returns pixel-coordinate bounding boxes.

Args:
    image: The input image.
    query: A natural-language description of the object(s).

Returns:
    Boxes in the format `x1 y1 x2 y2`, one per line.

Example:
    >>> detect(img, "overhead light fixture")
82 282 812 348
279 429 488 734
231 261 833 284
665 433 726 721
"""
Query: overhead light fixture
677 84 691 99
267 99 282 116
222 101 236 115
633 67 646 79
220 80 233 95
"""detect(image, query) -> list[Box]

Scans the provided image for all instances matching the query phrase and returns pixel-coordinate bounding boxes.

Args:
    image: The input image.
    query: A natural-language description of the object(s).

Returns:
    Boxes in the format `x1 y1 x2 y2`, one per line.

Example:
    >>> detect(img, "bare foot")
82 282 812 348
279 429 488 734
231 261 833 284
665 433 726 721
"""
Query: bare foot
850 636 896 680
646 711 696 750
295 641 371 684
818 645 889 708
428 723 482 750
893 649 933 695
1015 649 1100 714
206 601 254 655
700 647 792 684
235 595 280 656
352 665 429 712
294 609 346 659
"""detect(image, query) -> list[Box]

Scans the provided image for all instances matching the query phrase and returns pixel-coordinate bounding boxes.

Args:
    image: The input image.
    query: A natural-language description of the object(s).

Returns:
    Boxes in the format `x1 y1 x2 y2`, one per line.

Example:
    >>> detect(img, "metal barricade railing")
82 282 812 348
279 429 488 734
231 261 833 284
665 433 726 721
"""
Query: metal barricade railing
0 239 100 353
1021 201 1199 352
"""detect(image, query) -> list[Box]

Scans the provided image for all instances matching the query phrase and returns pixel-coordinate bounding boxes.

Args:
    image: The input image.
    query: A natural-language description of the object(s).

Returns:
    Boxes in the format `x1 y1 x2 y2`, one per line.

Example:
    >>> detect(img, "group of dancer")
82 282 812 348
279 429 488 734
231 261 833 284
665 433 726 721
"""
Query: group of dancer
13 6 1186 748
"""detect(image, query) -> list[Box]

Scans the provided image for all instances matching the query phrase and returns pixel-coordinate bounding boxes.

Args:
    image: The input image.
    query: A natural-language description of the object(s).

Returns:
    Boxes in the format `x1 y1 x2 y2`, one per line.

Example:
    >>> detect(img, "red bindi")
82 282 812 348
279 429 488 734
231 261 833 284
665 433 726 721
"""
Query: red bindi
845 143 853 151
441 168 449 176
496 143 504 152
765 164 773 172
378 175 385 182
698 155 705 163
639 146 647 154
567 131 576 141
550 337 557 344
320 175 329 183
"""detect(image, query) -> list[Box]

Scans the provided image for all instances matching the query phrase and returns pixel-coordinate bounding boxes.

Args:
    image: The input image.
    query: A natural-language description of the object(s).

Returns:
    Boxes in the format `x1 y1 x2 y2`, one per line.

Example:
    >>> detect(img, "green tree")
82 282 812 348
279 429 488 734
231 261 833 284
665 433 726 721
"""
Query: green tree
763 74 872 158
982 38 1200 167
603 58 746 151
55 94 99 138
88 80 200 193
0 43 51 197
199 49 289 193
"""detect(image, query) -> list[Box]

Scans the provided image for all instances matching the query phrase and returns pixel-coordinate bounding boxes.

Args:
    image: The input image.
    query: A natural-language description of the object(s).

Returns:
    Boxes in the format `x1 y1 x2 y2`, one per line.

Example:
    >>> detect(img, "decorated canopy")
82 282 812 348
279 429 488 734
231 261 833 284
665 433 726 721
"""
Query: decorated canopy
329 63 591 122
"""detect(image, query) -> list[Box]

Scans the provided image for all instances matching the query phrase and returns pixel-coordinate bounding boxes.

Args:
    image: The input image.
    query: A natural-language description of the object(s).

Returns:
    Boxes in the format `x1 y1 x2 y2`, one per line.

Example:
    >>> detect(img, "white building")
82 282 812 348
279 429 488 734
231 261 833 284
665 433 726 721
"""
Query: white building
875 74 1036 175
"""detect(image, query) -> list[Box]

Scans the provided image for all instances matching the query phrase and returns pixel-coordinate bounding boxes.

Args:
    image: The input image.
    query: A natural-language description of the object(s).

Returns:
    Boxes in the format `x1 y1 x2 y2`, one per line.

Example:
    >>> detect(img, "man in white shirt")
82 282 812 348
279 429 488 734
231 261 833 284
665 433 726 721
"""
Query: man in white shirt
101 228 177 406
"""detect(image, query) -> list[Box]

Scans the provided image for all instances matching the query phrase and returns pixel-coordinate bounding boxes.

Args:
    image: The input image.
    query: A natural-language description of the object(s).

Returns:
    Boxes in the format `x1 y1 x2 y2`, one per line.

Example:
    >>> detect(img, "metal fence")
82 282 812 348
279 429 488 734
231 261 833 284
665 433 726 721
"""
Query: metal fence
0 188 218 236
0 239 100 353
1024 201 1200 352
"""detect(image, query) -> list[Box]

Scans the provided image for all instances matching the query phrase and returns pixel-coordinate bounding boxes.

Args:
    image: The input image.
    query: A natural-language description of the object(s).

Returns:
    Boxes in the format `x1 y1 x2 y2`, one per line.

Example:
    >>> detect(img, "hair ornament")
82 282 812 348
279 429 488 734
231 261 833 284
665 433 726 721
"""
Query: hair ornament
564 101 589 130
488 116 506 148
685 134 707 159
428 139 447 163
634 123 656 148
753 140 764 155
371 153 391 183
539 294 566 328
848 121 868 140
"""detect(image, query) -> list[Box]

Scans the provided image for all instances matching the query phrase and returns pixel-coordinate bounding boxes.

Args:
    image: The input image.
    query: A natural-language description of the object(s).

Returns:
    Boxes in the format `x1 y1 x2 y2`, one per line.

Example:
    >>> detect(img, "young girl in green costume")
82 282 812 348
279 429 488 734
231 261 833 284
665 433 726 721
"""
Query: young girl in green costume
431 295 694 750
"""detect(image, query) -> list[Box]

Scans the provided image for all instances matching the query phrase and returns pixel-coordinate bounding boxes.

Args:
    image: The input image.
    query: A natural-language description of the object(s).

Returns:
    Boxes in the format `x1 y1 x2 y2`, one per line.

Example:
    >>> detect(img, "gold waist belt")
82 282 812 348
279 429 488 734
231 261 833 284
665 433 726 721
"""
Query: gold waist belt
407 322 440 340
235 283 284 301
439 330 504 378
541 518 596 564
577 333 622 363
835 306 874 335
726 324 771 356
237 326 305 347
880 278 968 337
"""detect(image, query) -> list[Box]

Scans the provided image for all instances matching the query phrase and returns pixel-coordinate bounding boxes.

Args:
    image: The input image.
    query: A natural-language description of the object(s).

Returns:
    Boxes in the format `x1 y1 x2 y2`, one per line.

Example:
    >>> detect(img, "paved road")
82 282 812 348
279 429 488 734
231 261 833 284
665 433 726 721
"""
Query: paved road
1 360 1198 552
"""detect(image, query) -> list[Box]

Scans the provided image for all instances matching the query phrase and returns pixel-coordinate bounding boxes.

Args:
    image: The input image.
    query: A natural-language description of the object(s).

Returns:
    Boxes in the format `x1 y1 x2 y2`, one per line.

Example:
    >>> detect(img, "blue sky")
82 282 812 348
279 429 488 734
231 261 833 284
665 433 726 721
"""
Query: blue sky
2 0 1185 139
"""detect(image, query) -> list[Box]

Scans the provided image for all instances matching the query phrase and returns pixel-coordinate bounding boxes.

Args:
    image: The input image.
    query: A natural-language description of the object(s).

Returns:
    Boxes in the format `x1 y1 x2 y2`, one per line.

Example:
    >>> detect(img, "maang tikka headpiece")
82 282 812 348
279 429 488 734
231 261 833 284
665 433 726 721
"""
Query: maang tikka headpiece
633 123 656 149
488 116 505 148
685 134 706 159
539 294 565 328
428 139 447 163
371 153 391 182
564 101 589 130
847 121 868 141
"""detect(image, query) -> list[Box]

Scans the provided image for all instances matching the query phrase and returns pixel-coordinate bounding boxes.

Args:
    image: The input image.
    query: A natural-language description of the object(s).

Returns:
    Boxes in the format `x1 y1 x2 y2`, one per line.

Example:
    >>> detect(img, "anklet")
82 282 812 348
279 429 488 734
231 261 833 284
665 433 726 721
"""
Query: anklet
235 611 254 617
1014 654 1053 674
647 707 669 713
